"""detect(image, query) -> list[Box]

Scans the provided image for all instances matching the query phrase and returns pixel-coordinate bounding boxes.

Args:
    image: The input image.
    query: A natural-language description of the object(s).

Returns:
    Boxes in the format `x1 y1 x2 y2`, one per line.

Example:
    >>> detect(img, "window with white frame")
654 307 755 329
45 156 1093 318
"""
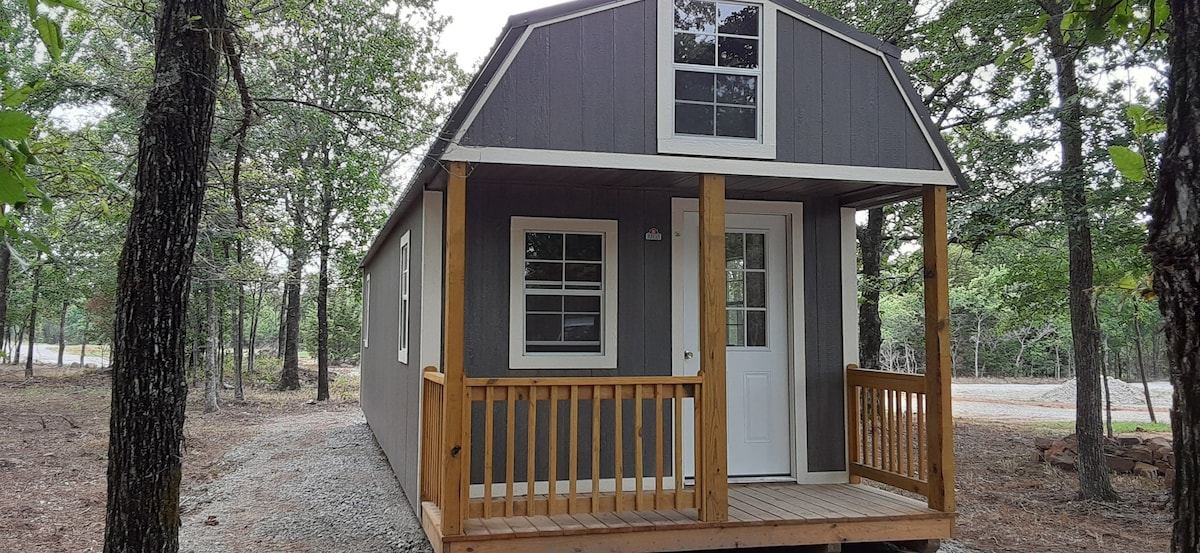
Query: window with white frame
658 0 775 158
362 273 371 348
398 231 411 364
509 217 618 369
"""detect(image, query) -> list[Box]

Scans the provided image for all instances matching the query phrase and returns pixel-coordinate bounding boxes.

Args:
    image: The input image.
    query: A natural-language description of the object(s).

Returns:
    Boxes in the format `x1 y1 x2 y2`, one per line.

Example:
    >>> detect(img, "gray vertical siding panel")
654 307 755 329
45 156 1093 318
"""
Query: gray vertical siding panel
905 111 941 170
803 198 847 472
643 0 657 153
790 19 825 164
517 27 551 149
820 34 852 166
613 2 648 154
463 183 673 484
775 14 796 163
876 64 908 168
849 48 880 167
549 18 585 150
581 10 616 152
361 195 425 514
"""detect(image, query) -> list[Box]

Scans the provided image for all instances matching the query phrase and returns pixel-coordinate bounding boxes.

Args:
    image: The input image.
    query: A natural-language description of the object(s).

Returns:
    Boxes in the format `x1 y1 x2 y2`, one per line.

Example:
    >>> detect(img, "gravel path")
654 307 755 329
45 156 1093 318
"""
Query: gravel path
179 409 431 553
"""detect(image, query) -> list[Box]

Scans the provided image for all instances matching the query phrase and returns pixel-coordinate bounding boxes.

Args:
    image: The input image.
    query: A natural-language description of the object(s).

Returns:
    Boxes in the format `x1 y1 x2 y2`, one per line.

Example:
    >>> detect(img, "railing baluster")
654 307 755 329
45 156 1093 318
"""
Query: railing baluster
484 386 494 517
569 385 579 515
655 383 665 510
674 384 684 509
548 386 559 515
527 385 537 515
614 384 624 512
505 386 516 517
591 386 601 513
635 384 644 510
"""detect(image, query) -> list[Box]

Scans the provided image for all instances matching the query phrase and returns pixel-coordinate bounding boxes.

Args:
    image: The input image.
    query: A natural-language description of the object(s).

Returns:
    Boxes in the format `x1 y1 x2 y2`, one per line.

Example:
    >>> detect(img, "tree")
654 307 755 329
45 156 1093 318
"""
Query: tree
103 0 225 550
1034 0 1120 501
1146 2 1200 550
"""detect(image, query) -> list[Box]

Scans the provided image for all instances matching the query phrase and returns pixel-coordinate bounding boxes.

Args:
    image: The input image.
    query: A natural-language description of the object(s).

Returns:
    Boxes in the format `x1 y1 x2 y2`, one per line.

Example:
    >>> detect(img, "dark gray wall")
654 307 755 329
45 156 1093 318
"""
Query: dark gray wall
464 182 672 378
460 2 940 172
361 194 425 513
802 197 847 472
463 181 674 483
461 1 657 154
775 14 940 170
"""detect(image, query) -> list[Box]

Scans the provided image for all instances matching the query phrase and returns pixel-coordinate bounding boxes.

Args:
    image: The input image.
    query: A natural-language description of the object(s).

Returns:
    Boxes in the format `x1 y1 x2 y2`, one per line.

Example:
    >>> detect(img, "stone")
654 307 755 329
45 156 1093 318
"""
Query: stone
1116 434 1143 446
1105 454 1136 473
1132 462 1159 477
1127 445 1155 464
1034 437 1056 450
1166 468 1176 488
1048 451 1077 470
1146 436 1171 449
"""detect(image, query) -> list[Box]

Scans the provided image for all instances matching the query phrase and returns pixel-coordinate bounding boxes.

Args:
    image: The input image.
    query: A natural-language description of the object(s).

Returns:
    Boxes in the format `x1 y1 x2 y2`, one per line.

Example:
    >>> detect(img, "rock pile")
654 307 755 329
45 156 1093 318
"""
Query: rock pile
1034 433 1175 486
1035 377 1148 407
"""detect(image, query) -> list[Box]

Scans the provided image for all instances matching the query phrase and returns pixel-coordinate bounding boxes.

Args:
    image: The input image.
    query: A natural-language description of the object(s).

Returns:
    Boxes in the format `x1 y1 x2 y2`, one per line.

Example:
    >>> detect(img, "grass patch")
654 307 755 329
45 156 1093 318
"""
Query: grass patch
1037 420 1171 433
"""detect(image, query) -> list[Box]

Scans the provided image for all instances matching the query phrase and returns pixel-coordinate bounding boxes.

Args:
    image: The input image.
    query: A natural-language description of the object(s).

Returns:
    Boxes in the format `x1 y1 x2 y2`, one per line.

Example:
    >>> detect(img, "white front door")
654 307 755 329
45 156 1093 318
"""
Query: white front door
681 211 792 477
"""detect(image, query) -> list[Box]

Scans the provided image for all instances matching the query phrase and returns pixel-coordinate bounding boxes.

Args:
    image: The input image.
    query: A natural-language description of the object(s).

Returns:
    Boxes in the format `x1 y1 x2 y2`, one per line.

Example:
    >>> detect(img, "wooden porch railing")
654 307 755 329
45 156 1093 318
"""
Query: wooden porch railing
463 376 703 519
420 367 445 506
846 365 929 497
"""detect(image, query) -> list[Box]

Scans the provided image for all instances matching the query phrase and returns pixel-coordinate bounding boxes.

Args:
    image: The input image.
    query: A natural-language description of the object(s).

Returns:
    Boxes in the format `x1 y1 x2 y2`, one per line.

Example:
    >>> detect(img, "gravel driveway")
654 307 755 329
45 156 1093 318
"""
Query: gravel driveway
179 409 431 553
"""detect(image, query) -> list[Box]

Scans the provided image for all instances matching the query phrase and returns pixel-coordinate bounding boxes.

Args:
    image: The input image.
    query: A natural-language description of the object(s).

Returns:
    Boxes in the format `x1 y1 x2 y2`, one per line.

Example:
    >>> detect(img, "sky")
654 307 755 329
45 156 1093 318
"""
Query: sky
436 0 563 69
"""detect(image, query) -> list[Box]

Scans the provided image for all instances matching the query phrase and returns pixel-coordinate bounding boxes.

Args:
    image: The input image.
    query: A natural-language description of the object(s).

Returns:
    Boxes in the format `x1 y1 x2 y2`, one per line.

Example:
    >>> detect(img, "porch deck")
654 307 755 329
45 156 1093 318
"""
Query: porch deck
421 483 955 553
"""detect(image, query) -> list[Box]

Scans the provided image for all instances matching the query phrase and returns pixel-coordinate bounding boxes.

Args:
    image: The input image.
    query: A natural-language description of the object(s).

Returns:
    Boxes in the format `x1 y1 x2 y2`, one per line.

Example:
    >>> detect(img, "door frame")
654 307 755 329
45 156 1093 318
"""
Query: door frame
671 198 809 482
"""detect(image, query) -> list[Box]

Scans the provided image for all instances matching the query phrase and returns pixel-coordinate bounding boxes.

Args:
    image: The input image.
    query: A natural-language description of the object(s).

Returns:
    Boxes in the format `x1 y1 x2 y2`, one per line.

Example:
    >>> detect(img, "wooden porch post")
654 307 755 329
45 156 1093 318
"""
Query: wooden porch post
441 161 469 535
922 185 955 512
698 174 728 522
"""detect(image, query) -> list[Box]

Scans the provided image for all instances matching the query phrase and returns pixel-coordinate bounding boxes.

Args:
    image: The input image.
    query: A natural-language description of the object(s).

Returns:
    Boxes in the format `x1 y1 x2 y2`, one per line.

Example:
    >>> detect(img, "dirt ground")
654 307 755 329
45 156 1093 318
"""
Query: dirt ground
0 367 1174 552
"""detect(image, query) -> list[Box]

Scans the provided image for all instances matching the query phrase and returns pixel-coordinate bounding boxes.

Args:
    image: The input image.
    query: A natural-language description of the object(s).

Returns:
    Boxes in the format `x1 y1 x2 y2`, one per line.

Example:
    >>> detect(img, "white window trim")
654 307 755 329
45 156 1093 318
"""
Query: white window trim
398 230 411 364
657 0 778 159
509 216 619 370
362 273 371 348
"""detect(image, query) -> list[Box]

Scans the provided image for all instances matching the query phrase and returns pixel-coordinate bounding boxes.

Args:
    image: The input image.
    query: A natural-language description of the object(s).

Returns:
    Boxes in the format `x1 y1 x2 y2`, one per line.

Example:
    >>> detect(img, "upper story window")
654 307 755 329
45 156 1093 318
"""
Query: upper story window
673 1 760 139
398 230 411 364
658 0 776 159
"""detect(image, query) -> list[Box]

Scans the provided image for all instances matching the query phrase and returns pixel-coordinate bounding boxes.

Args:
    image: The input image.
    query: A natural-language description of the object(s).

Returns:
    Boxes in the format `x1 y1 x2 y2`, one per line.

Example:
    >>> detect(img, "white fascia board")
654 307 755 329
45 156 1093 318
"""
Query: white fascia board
442 145 957 187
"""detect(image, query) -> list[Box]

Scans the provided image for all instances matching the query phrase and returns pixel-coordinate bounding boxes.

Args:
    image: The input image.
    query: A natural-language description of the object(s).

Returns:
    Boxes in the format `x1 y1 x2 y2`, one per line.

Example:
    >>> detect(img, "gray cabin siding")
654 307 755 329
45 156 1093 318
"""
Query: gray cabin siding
459 1 940 172
361 196 425 513
802 197 847 472
462 1 658 154
774 13 940 170
464 182 673 483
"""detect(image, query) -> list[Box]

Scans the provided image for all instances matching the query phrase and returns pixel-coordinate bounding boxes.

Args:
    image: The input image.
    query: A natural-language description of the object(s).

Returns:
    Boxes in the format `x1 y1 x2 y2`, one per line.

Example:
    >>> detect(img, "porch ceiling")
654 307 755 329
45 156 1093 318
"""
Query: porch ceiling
426 163 923 208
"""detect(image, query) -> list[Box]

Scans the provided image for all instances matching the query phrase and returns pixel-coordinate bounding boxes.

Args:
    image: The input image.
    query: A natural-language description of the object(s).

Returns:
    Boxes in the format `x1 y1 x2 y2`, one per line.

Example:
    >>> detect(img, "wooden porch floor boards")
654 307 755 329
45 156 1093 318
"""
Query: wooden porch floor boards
422 483 955 553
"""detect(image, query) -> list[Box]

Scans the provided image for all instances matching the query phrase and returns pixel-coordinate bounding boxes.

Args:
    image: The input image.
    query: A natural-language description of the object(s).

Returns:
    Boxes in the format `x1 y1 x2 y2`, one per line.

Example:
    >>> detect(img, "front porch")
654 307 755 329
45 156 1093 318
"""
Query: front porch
420 163 955 551
421 483 954 553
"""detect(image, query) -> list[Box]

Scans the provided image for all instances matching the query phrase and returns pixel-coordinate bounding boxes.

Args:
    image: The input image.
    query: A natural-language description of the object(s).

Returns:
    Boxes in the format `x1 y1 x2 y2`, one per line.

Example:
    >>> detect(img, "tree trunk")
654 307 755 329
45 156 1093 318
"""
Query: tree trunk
234 284 244 400
103 0 224 548
248 281 264 377
204 281 219 413
1146 3 1200 550
1040 0 1117 501
57 301 67 366
277 282 287 358
316 191 331 402
279 222 304 391
0 222 10 355
858 207 884 369
25 255 41 378
1133 307 1155 423
80 320 88 368
217 299 225 389
12 321 23 365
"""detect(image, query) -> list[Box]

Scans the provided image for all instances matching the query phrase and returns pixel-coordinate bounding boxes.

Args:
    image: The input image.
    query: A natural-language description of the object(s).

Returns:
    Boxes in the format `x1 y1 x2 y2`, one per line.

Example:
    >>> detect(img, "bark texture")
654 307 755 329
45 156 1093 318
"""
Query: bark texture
316 190 331 402
205 281 219 413
1040 0 1117 501
1148 3 1200 550
25 255 41 378
279 219 304 391
858 207 884 369
103 0 225 550
0 221 9 355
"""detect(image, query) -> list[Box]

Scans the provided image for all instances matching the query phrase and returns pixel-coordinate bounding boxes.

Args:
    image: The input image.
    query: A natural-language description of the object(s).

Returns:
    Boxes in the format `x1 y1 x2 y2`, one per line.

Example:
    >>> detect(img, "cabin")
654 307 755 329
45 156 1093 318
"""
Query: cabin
359 1 960 551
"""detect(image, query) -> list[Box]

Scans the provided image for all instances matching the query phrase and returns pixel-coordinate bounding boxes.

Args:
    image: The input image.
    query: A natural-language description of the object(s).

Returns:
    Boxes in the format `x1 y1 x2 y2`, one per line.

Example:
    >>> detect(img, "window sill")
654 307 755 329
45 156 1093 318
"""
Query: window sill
508 354 618 370
657 136 776 160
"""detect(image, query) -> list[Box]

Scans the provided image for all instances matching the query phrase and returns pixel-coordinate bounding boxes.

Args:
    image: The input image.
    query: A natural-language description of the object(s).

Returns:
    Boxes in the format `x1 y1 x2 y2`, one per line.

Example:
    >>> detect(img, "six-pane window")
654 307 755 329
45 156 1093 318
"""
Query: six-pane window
673 0 761 139
522 231 605 354
725 231 767 347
